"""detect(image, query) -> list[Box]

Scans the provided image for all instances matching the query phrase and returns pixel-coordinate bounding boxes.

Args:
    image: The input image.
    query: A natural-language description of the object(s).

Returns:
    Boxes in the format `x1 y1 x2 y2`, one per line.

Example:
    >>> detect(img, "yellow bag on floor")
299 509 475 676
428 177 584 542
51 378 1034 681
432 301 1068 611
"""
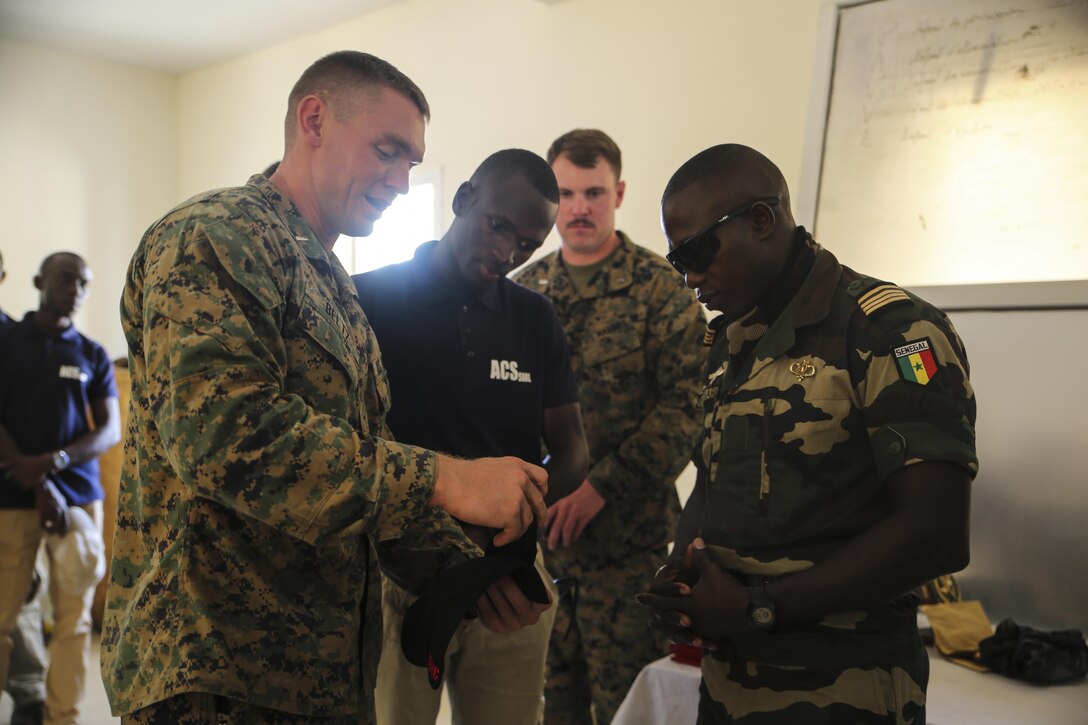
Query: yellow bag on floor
920 600 993 672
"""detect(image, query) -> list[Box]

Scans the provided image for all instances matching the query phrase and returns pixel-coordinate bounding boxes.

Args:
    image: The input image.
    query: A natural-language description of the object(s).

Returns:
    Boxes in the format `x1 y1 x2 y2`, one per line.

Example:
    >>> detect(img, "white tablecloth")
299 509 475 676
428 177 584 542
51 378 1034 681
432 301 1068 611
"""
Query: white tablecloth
612 656 700 725
612 651 1088 725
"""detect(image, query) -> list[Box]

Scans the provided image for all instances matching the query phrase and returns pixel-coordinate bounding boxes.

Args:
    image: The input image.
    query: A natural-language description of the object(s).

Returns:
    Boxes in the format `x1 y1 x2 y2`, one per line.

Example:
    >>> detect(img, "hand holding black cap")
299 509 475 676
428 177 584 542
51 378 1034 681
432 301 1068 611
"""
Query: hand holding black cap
400 522 549 689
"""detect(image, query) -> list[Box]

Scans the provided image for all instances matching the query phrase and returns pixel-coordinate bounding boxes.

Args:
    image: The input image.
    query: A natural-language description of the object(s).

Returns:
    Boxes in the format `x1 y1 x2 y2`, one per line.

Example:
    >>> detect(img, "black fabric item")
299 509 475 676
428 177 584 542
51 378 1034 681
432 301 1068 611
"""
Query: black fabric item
978 618 1088 684
400 524 548 690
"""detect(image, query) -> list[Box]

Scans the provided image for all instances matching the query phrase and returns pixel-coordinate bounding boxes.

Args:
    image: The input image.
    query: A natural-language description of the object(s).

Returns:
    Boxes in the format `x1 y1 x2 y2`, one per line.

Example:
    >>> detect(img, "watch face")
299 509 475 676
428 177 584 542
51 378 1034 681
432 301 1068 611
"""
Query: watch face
751 606 775 627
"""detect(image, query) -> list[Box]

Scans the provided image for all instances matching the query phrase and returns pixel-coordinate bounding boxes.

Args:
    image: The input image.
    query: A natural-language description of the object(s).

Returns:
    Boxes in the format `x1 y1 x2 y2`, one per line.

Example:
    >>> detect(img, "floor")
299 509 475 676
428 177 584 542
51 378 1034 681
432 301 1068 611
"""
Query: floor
0 633 454 724
0 633 118 725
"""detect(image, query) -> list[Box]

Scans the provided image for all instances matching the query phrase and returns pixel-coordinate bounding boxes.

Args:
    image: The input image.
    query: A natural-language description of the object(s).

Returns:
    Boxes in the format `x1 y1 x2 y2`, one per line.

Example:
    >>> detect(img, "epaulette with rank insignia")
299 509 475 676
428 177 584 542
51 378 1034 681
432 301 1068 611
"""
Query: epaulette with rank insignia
702 315 727 346
847 277 911 316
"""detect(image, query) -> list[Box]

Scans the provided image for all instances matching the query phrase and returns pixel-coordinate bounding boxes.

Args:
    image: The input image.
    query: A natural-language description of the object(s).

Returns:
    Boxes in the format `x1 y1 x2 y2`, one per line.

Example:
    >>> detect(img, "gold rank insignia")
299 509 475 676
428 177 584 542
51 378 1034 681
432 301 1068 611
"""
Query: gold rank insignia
788 359 815 382
858 283 910 316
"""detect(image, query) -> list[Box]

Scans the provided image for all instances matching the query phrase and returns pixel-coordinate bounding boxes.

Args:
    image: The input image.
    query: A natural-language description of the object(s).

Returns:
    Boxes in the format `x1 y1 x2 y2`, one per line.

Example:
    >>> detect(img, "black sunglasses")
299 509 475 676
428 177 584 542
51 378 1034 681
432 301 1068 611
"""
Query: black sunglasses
666 197 780 276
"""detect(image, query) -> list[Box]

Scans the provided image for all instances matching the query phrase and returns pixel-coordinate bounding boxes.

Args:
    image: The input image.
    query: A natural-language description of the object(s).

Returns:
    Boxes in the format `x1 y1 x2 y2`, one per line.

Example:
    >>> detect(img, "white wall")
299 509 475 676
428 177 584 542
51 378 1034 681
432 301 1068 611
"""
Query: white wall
0 39 178 358
176 0 824 262
169 0 825 527
0 0 827 357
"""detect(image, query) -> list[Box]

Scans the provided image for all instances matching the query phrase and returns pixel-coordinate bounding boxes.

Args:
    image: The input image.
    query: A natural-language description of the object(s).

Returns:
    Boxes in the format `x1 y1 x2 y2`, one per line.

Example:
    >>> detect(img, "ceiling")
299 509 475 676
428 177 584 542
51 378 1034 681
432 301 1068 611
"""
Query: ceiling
0 0 408 73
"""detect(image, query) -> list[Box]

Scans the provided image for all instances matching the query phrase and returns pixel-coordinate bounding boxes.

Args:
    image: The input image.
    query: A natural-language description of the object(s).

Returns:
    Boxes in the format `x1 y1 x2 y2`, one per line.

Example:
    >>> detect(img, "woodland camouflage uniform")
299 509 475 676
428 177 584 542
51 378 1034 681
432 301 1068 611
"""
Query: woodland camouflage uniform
695 230 977 724
102 175 475 722
514 232 705 723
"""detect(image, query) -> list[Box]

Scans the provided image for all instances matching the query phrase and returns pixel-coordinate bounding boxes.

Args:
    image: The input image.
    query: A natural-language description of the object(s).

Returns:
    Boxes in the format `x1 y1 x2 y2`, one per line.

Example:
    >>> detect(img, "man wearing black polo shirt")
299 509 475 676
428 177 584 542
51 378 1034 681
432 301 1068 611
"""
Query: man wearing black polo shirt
355 149 589 725
0 252 121 725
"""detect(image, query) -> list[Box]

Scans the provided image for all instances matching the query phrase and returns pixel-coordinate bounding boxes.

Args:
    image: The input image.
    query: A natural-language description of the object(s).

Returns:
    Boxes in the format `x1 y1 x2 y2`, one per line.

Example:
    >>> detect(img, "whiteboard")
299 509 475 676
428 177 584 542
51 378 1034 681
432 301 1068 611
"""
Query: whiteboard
810 0 1088 288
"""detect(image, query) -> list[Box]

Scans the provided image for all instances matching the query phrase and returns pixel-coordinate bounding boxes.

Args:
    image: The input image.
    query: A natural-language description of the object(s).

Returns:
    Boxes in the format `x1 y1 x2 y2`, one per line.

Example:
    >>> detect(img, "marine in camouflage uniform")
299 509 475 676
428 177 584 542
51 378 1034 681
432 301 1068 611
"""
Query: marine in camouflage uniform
101 51 549 725
514 231 705 721
644 143 977 724
102 174 476 722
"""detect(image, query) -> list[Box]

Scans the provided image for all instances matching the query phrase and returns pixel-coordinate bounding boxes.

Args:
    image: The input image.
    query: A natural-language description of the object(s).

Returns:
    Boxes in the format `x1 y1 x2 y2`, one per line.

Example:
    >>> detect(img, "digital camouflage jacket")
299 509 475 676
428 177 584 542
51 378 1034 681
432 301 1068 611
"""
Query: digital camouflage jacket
101 175 474 717
514 233 705 566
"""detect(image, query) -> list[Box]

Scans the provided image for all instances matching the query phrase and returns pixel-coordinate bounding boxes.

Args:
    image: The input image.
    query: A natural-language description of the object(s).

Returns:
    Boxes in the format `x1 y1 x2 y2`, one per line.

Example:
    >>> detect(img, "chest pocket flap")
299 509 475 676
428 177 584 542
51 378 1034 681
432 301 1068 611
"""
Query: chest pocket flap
579 318 645 369
296 285 360 391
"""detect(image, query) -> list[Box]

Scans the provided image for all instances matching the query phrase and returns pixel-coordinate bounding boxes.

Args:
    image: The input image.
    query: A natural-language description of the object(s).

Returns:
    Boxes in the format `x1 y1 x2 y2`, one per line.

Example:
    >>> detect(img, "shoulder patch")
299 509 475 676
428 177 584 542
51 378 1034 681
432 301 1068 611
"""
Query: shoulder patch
893 337 938 385
856 282 910 316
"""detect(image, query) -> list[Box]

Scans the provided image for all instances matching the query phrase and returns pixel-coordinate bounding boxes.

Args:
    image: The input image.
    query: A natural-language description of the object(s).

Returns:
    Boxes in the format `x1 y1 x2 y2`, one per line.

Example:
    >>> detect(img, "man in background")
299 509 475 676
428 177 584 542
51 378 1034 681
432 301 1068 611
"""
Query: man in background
357 148 587 724
641 143 975 723
0 252 120 725
514 129 705 723
0 249 49 725
102 51 548 724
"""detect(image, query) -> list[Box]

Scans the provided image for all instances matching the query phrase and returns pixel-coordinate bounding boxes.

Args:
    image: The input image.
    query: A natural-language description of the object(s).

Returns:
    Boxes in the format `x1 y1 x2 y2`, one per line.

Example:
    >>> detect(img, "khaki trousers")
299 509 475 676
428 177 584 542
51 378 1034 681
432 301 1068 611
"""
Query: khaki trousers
0 501 102 725
376 548 557 725
6 596 47 707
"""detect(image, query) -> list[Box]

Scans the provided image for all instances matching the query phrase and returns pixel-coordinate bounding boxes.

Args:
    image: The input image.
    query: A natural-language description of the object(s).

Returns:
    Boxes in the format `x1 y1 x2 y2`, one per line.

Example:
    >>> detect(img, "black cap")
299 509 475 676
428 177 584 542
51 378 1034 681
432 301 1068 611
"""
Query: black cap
400 523 549 689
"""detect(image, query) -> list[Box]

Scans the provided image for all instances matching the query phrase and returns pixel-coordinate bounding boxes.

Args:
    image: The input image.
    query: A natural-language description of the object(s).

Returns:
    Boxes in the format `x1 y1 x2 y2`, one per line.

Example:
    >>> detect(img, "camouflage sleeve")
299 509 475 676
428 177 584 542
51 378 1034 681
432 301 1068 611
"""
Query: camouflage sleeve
859 317 978 481
588 281 705 502
373 418 482 595
377 520 484 596
139 220 438 546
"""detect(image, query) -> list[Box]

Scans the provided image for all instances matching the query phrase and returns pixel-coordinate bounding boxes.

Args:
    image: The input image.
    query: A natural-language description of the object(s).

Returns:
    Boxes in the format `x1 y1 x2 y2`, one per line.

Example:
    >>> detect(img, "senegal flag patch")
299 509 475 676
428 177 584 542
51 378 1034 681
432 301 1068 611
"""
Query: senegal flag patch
894 338 938 385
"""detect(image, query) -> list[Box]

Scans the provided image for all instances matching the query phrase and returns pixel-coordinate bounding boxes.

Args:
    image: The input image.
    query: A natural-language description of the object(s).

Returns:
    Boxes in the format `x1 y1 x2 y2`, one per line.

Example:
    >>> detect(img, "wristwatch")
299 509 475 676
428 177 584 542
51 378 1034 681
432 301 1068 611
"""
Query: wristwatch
747 583 777 629
51 449 71 473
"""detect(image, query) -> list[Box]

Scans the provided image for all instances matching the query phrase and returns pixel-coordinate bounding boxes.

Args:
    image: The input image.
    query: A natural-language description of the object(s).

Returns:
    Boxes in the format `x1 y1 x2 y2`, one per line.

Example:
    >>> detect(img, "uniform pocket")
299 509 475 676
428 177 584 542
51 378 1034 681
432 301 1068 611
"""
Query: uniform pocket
580 325 643 370
293 289 359 391
709 412 765 518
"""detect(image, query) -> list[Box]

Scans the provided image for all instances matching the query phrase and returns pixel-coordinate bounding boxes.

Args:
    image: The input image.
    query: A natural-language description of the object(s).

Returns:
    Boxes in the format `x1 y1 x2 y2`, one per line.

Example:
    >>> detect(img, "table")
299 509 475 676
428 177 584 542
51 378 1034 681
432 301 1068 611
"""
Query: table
612 651 1088 724
612 656 699 725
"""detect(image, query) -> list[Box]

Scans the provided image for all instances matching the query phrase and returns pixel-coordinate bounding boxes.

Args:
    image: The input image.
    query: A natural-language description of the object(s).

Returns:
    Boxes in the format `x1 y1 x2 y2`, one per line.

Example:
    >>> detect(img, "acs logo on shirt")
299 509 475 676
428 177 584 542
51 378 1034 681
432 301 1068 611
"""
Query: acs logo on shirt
489 359 531 383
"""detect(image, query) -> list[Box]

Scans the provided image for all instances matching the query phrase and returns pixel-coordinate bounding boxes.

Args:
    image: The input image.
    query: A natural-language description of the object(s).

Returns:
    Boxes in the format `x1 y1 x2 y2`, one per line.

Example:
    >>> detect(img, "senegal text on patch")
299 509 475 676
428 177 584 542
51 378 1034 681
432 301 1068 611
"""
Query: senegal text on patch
490 360 531 383
893 340 930 358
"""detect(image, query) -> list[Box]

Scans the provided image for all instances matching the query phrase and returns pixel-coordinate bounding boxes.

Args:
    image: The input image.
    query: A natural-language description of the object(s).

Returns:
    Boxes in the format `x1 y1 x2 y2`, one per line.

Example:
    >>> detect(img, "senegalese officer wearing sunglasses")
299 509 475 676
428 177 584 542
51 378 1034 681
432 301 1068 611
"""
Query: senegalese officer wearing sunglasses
638 143 977 724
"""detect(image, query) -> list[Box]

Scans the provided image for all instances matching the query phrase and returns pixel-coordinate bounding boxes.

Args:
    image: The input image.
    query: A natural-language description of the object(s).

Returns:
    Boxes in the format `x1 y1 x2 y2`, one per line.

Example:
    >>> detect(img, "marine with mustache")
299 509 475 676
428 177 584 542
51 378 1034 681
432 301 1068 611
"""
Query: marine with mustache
513 129 705 724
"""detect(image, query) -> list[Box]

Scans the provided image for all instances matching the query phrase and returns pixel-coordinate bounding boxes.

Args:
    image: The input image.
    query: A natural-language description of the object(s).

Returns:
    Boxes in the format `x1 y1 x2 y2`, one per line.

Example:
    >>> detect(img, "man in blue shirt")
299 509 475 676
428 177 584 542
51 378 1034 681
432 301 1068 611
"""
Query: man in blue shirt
0 252 121 725
355 149 588 725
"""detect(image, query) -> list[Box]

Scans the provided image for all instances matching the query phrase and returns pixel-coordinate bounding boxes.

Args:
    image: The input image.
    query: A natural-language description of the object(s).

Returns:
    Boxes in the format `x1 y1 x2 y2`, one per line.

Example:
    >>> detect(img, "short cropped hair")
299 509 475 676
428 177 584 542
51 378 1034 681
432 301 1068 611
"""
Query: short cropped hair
284 51 429 142
546 129 622 181
39 251 85 276
472 149 559 204
662 143 792 217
